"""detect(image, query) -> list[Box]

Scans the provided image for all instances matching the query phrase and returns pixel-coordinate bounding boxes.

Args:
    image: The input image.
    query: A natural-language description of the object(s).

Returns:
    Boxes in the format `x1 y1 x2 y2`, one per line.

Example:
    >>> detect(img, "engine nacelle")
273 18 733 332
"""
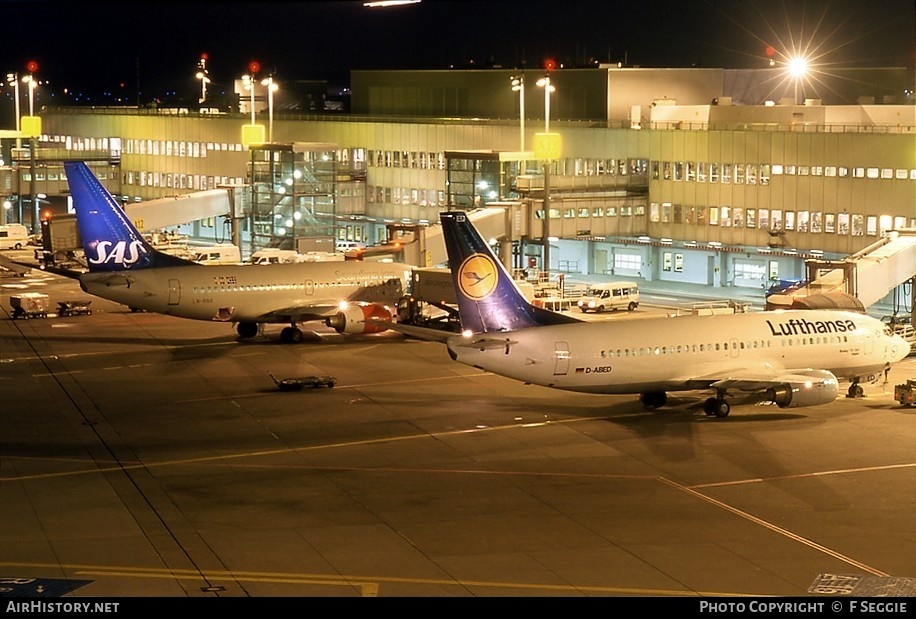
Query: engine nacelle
325 303 392 334
764 369 840 408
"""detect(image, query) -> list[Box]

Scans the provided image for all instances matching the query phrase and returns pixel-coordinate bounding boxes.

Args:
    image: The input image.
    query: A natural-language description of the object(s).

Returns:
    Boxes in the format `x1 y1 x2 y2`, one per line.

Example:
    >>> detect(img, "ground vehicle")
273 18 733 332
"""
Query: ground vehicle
250 248 298 265
0 224 30 250
57 300 93 316
10 292 49 319
576 282 640 313
192 244 242 265
894 379 916 407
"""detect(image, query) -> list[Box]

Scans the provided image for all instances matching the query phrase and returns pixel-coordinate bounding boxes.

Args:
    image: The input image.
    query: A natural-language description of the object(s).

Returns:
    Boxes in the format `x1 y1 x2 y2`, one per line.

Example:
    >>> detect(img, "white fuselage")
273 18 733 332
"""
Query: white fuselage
79 260 411 323
446 310 911 394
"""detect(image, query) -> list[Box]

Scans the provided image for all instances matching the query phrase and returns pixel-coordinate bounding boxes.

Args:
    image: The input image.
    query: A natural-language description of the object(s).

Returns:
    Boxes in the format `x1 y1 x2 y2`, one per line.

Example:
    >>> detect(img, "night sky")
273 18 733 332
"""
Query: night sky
3 0 913 103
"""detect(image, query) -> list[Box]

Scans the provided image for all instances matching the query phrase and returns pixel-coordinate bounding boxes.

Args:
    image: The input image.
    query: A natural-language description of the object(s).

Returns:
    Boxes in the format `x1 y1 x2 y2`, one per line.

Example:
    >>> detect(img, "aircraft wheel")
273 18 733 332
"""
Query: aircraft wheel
703 398 716 416
847 383 864 398
280 327 303 344
237 322 259 339
713 400 730 417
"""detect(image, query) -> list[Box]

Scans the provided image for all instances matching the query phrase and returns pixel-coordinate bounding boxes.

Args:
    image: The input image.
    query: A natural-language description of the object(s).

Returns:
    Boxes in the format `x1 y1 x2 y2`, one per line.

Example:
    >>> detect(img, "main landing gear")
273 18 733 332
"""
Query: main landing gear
703 397 731 417
236 321 304 343
846 380 864 398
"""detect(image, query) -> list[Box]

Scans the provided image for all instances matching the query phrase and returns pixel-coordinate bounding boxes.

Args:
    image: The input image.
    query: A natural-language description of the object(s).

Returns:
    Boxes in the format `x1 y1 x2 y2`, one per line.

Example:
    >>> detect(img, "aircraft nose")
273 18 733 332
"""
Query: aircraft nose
892 336 911 362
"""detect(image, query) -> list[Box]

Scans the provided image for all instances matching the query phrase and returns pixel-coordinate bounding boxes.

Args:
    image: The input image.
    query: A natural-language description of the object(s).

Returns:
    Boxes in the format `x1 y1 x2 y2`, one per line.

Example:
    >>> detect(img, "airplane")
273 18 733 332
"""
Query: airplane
61 161 412 343
379 211 911 417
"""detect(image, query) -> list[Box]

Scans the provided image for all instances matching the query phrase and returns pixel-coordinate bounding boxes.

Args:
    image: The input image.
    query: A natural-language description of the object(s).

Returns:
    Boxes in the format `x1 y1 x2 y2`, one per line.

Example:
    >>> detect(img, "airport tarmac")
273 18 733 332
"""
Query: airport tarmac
1 265 915 598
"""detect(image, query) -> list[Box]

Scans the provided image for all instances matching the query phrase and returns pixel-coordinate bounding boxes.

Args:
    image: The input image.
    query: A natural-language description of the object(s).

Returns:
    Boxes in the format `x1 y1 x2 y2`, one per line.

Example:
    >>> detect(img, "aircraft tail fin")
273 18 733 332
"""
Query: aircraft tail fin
439 211 579 334
64 161 192 272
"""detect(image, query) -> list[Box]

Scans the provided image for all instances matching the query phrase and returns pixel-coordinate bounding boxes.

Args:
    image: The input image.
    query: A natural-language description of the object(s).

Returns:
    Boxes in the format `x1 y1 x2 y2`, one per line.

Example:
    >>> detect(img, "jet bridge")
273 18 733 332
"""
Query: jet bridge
766 229 916 314
400 206 523 268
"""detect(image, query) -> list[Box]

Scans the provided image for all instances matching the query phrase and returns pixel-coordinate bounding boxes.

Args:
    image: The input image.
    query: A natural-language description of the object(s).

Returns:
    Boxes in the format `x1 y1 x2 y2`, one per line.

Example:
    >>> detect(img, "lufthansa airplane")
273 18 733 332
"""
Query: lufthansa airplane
63 161 411 343
382 211 911 417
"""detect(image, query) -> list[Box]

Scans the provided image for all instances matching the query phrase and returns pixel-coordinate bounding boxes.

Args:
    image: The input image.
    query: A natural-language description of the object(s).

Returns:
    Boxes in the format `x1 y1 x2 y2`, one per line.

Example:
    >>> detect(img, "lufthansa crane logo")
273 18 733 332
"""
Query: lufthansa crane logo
457 253 498 300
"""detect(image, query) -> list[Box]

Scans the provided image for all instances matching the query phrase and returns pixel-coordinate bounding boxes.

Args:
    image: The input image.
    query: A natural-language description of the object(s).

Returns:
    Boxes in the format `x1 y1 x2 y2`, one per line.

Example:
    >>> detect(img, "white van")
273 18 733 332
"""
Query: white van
192 244 242 265
576 282 640 313
0 224 30 250
250 248 298 265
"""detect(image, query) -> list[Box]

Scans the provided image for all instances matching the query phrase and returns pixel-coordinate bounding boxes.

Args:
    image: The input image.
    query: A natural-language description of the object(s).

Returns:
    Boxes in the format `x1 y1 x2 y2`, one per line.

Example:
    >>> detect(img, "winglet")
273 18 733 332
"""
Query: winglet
439 211 579 333
64 161 192 272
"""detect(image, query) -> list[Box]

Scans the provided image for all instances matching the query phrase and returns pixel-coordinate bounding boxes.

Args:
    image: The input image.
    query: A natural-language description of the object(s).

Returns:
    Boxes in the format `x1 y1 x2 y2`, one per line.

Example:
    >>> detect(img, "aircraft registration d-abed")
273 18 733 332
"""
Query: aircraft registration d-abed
381 211 911 417
63 161 411 342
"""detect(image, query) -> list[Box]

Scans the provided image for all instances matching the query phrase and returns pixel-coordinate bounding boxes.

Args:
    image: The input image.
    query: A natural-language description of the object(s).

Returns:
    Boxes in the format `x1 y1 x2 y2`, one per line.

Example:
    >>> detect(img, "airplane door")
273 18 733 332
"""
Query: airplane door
304 279 314 296
168 279 180 305
729 338 740 359
554 341 570 376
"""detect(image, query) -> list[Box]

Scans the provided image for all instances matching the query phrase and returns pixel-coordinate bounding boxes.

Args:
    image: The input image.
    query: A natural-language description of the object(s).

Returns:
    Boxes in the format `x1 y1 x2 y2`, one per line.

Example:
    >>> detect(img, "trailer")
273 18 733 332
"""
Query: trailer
57 300 93 317
894 379 916 407
10 293 50 319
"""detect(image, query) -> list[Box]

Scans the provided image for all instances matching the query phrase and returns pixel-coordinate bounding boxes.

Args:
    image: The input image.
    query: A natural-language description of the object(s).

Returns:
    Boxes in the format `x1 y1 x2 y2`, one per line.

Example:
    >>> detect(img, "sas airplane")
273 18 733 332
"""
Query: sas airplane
383 211 911 417
63 161 411 343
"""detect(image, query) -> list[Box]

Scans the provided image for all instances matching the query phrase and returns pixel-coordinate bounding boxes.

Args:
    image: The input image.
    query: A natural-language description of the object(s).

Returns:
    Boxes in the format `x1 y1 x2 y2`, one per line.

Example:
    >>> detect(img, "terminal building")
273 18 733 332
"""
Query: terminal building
1 65 914 312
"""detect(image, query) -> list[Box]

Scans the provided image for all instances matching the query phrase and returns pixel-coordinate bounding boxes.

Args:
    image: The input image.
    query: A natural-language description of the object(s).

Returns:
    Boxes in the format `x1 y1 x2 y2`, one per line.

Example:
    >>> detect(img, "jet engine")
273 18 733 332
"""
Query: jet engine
764 369 840 408
325 303 392 334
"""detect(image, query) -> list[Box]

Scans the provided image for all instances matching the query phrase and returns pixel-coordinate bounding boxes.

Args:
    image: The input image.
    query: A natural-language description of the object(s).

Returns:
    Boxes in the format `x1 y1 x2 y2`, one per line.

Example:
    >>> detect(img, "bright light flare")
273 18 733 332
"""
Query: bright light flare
787 56 809 78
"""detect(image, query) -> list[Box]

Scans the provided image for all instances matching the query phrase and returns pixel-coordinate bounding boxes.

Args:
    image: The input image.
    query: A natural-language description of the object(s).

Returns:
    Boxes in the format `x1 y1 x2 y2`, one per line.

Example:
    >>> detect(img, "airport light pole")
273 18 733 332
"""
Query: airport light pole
510 75 525 152
261 74 278 142
195 54 210 104
536 75 556 276
536 76 554 133
6 73 20 139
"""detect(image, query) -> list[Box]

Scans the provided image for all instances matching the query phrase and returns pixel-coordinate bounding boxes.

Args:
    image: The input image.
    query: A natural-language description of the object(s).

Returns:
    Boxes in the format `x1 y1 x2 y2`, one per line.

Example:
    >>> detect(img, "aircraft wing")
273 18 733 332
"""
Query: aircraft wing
365 318 456 342
252 302 340 323
679 367 839 393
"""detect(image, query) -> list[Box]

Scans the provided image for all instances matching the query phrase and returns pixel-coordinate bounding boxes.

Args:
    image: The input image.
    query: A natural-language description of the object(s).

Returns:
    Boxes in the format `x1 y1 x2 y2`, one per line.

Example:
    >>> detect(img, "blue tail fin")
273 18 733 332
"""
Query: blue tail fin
64 161 191 272
439 211 579 333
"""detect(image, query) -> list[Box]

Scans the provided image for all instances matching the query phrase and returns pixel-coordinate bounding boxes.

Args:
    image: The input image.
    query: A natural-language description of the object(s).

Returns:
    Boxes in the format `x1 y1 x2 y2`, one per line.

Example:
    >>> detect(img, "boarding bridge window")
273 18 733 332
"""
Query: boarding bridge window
785 211 796 231
607 206 617 217
867 216 878 236
720 206 731 227
746 163 756 184
697 206 706 225
673 204 682 224
674 162 683 181
770 209 783 231
733 207 743 228
663 161 671 180
697 162 707 182
735 163 745 184
797 210 809 232
851 214 865 236
651 161 659 180
866 168 880 179
593 207 605 217
825 213 836 233
722 164 732 184
853 167 865 178
837 213 850 235
662 203 671 223
811 212 822 233
759 164 770 185
686 162 696 182
747 209 756 228
709 163 719 183
709 207 719 226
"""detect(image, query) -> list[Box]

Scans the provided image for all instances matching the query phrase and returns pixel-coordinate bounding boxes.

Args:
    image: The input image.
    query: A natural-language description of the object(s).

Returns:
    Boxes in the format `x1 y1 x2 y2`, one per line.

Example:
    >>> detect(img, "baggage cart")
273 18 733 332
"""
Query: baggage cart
57 300 93 317
10 293 50 319
268 372 336 391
